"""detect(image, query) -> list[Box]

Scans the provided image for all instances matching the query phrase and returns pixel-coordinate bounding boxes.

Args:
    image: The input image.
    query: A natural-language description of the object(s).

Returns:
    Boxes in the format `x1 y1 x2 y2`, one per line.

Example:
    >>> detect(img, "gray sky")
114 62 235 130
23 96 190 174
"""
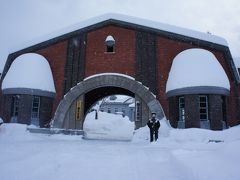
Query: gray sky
0 0 240 72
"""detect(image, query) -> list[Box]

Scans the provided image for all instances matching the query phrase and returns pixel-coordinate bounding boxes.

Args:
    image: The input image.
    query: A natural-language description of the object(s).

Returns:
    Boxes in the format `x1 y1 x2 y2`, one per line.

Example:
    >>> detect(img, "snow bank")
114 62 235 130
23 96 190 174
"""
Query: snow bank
169 125 240 143
83 111 134 140
1 122 240 180
133 122 240 144
166 48 230 92
0 123 35 142
2 53 56 93
0 117 3 124
133 118 171 142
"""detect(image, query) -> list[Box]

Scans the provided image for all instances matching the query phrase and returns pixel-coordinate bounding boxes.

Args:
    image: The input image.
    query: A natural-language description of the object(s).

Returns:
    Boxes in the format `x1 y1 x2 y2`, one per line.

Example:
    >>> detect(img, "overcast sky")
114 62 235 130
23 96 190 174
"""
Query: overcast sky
0 0 239 71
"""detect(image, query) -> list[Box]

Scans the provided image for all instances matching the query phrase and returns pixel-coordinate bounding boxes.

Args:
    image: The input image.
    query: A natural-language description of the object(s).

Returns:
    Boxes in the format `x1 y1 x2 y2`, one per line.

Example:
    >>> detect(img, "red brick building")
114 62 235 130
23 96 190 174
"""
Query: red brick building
0 14 239 130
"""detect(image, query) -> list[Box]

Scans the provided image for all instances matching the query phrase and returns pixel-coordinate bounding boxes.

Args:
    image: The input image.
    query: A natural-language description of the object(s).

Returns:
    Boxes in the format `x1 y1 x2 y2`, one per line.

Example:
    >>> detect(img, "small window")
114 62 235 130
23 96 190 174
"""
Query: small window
199 95 208 121
179 97 185 121
31 96 40 119
105 35 115 53
107 108 111 113
107 46 114 52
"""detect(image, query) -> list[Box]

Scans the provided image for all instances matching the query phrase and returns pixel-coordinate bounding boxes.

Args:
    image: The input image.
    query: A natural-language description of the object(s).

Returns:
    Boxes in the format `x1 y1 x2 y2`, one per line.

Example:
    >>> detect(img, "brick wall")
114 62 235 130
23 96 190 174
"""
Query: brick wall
85 25 136 77
1 95 12 122
39 97 54 127
17 95 32 124
208 95 224 130
156 37 195 119
37 41 68 115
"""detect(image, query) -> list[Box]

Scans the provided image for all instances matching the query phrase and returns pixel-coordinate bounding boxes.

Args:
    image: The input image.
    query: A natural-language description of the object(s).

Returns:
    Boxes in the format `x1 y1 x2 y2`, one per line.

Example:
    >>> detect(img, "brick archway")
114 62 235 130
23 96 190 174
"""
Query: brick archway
53 73 165 128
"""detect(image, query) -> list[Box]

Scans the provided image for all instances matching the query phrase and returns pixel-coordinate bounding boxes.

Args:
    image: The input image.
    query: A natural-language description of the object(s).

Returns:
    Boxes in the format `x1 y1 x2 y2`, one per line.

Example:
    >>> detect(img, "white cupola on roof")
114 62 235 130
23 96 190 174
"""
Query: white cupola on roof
166 48 230 97
2 53 56 97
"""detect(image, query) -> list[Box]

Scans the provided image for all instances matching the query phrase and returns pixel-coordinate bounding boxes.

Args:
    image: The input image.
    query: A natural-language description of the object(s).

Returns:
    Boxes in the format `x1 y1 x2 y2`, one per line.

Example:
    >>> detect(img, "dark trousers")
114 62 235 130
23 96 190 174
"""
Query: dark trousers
150 130 158 142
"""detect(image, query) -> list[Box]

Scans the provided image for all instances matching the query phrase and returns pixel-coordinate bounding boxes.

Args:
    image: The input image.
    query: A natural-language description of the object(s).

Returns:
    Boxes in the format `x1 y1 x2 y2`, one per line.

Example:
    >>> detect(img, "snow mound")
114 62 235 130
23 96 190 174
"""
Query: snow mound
83 111 134 140
168 125 240 143
133 123 240 144
2 53 56 93
0 117 3 124
166 48 230 92
0 123 35 142
132 118 171 142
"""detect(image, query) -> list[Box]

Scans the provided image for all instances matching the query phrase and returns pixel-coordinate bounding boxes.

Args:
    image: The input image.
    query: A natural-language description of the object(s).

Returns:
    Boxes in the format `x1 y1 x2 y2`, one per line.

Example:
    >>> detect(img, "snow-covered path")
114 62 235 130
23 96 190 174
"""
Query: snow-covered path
0 124 240 180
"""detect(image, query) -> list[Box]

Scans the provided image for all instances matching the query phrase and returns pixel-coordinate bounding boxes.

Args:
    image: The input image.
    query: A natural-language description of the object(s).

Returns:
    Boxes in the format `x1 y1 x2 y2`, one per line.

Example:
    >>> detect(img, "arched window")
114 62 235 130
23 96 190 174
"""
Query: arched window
105 35 115 53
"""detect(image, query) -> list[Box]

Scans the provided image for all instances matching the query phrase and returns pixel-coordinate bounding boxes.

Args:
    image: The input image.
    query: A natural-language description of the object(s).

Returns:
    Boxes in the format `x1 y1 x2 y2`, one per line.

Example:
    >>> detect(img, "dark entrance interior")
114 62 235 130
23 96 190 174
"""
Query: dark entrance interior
84 86 134 114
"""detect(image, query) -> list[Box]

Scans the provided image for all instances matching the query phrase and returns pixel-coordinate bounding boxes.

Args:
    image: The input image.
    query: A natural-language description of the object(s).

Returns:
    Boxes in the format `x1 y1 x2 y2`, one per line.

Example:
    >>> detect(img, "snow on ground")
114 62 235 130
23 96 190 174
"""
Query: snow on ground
1 122 240 180
0 117 3 124
83 111 134 140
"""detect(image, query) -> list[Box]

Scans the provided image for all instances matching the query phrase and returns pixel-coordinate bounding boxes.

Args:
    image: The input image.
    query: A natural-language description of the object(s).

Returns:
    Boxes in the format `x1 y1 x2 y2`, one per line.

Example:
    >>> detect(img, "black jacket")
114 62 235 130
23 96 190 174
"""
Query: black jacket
147 118 160 131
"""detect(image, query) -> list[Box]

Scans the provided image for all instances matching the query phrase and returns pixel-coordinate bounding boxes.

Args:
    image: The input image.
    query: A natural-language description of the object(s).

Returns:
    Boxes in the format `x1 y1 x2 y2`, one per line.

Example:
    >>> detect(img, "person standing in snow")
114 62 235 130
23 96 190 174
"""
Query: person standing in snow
147 112 160 142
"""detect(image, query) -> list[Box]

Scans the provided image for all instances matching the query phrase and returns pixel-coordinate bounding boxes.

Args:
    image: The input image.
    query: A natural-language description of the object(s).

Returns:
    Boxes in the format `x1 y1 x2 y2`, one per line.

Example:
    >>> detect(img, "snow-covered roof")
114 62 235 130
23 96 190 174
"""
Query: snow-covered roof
105 95 133 104
129 103 135 108
105 35 115 42
10 13 227 53
166 48 230 96
2 53 56 96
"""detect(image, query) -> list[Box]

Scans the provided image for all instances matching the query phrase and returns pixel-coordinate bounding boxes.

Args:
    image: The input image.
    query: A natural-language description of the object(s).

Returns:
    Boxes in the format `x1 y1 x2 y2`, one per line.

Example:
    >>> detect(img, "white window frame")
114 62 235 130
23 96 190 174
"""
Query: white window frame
31 96 40 119
199 95 208 121
178 96 185 128
179 96 185 121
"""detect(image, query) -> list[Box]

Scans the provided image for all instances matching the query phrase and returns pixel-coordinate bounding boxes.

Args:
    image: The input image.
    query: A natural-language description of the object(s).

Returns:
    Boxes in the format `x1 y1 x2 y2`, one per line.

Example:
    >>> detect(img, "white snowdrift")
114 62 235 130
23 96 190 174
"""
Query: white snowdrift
83 111 135 140
2 53 56 93
1 123 240 180
133 124 240 144
166 48 230 92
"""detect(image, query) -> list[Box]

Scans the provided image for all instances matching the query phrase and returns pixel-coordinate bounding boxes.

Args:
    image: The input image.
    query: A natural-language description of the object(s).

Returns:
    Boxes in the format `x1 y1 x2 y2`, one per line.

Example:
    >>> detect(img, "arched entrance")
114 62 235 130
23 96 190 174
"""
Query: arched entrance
53 73 165 129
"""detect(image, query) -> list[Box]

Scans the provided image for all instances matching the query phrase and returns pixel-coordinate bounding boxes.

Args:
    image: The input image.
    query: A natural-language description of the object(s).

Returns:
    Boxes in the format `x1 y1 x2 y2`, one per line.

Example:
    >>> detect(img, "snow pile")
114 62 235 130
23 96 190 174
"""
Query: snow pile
166 48 230 92
133 118 170 142
0 123 35 142
105 35 115 42
0 117 3 124
133 123 240 144
83 111 134 140
2 53 56 93
168 125 240 143
1 123 240 180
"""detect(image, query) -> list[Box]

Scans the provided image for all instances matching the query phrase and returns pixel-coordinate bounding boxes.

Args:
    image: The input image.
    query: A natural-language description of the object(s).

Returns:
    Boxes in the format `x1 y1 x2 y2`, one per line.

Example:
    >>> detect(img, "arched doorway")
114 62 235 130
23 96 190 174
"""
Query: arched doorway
53 73 165 129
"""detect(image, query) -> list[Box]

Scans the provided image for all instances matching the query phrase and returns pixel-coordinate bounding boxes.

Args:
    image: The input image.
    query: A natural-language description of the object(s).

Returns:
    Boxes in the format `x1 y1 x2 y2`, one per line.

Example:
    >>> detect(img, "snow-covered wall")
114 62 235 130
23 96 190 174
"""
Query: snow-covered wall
2 53 56 93
166 48 230 92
